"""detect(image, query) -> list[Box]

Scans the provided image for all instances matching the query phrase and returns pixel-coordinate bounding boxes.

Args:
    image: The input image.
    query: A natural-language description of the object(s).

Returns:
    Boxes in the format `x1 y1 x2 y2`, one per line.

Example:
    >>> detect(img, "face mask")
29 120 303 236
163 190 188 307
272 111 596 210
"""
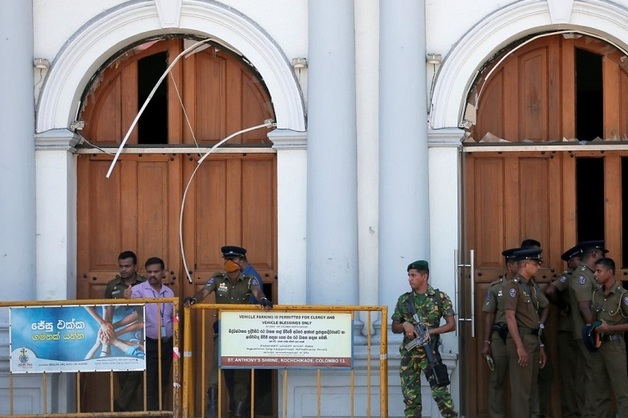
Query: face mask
224 259 240 273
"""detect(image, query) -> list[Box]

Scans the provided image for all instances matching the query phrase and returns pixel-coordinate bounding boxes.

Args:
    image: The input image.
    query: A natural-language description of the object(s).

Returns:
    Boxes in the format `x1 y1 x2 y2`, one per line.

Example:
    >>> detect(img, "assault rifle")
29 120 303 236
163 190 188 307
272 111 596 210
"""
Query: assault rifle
405 301 451 387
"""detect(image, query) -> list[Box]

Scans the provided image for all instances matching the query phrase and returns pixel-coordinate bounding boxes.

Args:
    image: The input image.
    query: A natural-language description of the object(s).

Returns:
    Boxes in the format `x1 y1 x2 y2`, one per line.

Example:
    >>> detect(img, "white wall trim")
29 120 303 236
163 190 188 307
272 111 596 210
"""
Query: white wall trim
430 0 628 129
36 0 305 134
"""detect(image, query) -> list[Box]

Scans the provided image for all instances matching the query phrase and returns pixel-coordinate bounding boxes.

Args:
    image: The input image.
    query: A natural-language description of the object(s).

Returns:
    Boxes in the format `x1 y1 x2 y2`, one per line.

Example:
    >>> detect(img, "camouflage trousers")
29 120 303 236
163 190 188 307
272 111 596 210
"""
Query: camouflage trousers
400 347 458 418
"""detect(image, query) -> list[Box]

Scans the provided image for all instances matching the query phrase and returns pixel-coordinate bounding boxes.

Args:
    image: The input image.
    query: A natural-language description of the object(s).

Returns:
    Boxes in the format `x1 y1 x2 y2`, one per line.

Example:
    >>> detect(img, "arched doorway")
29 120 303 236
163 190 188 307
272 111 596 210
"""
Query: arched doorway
76 36 277 416
459 33 628 417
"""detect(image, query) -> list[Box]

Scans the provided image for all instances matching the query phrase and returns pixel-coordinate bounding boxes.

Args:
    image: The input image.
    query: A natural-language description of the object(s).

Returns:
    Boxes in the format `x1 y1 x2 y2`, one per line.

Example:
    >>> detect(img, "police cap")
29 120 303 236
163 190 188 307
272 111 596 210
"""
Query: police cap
511 247 542 263
561 244 583 261
221 245 247 259
501 247 520 260
578 240 608 254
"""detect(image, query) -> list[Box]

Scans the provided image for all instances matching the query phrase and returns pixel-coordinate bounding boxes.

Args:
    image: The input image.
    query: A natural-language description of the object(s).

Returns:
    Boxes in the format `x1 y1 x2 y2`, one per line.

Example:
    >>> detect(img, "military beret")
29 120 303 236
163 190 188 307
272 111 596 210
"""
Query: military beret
581 320 602 352
561 244 583 261
501 247 520 260
221 245 247 258
511 247 542 263
577 240 608 254
407 260 429 272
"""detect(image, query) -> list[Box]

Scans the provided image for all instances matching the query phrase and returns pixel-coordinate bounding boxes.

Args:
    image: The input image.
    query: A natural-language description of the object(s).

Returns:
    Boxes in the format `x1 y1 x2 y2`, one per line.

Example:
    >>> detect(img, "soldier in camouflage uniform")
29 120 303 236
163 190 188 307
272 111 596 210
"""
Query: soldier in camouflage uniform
392 260 458 418
184 247 273 418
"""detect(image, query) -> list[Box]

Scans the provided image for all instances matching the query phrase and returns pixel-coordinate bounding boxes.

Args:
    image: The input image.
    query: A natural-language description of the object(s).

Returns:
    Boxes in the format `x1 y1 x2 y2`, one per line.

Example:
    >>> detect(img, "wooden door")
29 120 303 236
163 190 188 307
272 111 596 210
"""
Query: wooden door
76 36 277 414
461 151 573 417
461 33 628 418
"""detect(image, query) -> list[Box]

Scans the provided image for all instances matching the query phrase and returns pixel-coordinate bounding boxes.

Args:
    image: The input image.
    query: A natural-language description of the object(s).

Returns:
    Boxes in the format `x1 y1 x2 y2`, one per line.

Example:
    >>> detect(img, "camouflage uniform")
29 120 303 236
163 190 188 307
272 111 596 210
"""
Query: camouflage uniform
590 281 628 417
202 272 262 403
392 284 458 418
482 277 509 418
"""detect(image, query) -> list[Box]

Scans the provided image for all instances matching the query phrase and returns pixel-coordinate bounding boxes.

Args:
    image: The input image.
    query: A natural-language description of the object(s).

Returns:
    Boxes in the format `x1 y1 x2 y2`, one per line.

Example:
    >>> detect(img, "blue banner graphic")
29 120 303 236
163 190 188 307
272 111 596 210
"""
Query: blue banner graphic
10 305 146 373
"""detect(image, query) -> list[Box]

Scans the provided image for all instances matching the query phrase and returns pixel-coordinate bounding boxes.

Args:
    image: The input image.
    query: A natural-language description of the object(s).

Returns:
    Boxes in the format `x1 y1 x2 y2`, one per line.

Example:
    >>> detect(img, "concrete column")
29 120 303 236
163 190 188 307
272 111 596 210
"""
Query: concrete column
306 0 358 304
35 130 80 301
379 0 429 310
0 1 36 301
270 129 308 305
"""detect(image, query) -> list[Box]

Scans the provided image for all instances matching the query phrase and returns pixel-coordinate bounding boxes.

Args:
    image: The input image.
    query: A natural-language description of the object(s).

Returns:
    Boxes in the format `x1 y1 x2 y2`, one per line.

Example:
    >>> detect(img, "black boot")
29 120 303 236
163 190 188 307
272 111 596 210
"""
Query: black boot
231 400 248 418
206 386 218 418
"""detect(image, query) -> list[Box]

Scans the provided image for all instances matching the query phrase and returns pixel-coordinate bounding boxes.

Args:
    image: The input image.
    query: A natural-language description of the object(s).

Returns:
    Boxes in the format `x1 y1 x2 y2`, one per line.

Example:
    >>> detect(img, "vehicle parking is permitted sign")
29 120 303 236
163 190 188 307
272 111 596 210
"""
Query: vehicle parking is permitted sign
220 311 353 369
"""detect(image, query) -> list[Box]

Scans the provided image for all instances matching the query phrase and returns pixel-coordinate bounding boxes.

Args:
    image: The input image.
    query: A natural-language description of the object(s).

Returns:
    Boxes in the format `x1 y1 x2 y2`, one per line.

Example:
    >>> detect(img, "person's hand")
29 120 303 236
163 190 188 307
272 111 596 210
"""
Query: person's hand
260 297 273 311
402 322 416 339
123 285 132 298
595 319 609 334
516 346 528 367
539 345 547 369
99 321 115 340
481 340 492 357
183 296 197 307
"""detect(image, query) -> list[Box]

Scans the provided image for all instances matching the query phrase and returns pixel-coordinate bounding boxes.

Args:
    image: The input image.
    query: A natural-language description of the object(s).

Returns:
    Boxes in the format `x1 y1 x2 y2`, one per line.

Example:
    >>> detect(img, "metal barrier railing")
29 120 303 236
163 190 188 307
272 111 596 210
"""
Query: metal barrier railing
182 304 388 418
1 300 388 417
0 298 180 417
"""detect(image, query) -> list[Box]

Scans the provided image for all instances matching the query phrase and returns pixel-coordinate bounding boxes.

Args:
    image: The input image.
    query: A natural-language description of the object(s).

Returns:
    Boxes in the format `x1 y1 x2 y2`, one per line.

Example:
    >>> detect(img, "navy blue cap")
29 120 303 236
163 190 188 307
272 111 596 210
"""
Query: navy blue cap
512 247 542 263
561 245 583 261
578 240 608 254
501 247 520 260
221 245 247 258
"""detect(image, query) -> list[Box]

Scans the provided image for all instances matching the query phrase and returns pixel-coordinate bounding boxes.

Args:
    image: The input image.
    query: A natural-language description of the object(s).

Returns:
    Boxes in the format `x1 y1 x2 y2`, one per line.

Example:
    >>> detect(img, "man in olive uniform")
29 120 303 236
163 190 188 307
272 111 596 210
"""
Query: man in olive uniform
184 247 272 418
544 244 585 417
520 239 552 418
392 260 458 418
104 250 146 412
569 240 608 418
591 257 628 417
482 247 519 418
503 248 549 418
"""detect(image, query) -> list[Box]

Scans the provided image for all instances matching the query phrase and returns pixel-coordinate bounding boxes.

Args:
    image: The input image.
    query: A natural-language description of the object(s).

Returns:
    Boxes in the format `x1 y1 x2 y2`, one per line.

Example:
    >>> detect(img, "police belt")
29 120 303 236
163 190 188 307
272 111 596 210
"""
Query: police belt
602 334 623 342
517 327 539 336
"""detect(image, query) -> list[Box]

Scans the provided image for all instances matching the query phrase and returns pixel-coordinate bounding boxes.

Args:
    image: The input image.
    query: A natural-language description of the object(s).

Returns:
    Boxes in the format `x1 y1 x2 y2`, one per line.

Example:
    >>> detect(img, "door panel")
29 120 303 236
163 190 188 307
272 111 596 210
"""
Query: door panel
77 154 181 300
473 35 628 143
462 152 571 417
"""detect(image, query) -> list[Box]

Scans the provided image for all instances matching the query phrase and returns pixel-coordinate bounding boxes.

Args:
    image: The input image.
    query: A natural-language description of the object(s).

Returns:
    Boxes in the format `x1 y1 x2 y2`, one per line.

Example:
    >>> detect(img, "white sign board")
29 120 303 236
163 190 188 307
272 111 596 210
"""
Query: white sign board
220 311 353 368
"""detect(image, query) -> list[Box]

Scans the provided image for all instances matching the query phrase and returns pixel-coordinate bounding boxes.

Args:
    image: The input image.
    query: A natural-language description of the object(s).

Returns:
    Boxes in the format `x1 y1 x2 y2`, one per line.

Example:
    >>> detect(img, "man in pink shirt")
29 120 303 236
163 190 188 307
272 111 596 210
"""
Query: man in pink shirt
131 256 174 411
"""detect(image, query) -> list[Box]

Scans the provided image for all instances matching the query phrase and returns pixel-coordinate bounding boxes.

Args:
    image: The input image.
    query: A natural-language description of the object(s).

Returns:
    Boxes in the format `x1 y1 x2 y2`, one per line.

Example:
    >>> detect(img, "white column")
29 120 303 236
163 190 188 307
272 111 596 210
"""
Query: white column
270 129 308 305
306 0 358 305
35 130 80 301
0 1 36 301
379 0 429 309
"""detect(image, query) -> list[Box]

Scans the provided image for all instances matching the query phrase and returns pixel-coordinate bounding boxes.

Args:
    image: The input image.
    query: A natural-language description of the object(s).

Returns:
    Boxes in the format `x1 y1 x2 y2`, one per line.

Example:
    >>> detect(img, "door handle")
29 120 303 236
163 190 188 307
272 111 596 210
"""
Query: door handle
455 249 475 337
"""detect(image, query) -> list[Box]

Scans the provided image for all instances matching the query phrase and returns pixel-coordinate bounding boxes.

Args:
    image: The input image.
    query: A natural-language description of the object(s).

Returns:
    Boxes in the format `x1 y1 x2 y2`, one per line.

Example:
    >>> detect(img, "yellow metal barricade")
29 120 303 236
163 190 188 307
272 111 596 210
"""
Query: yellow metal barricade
0 298 181 418
182 304 388 418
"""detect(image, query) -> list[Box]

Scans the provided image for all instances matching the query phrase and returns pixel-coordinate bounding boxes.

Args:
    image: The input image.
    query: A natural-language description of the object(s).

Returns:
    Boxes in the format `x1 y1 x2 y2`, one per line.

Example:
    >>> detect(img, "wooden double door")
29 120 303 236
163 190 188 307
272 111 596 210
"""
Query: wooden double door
460 32 628 418
460 150 628 417
76 151 277 413
75 36 278 415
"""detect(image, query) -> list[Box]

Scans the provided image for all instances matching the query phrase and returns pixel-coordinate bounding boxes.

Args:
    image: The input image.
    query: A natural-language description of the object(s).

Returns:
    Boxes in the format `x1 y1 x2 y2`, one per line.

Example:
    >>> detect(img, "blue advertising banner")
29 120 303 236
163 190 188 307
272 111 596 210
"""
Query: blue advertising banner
10 305 146 373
